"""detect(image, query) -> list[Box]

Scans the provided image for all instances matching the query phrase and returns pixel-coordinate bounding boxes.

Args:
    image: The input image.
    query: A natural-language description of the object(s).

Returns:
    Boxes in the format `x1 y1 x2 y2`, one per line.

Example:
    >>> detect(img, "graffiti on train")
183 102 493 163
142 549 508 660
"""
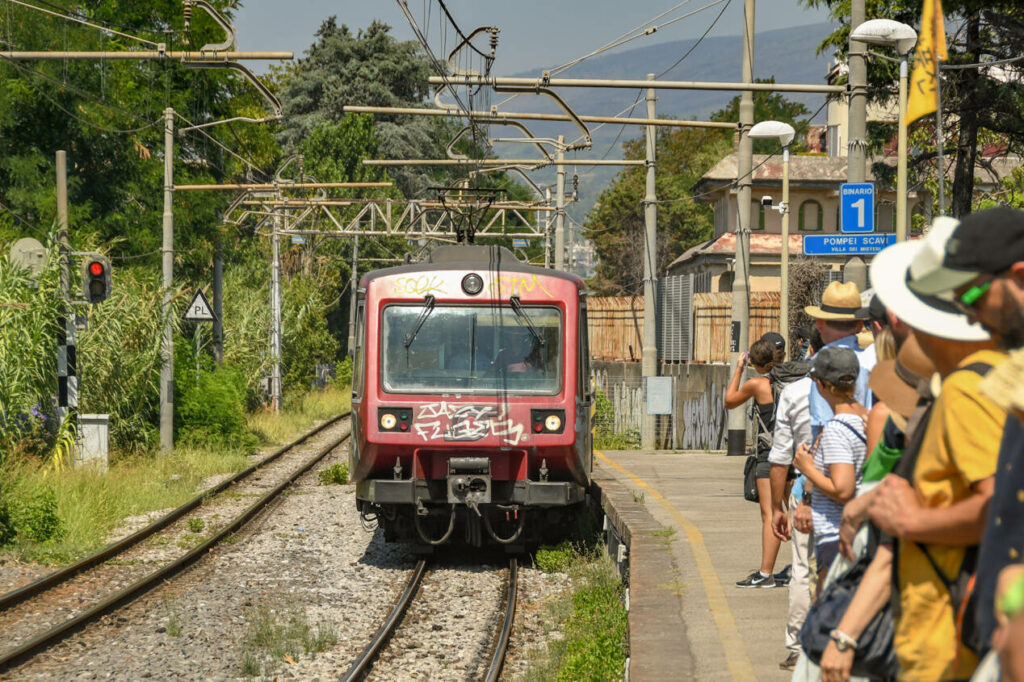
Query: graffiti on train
414 402 526 445
392 275 446 297
488 274 553 299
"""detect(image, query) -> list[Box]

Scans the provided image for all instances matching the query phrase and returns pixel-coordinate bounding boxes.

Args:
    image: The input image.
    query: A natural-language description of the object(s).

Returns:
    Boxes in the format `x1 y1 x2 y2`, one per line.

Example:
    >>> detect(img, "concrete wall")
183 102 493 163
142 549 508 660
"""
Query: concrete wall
662 363 731 451
591 361 733 451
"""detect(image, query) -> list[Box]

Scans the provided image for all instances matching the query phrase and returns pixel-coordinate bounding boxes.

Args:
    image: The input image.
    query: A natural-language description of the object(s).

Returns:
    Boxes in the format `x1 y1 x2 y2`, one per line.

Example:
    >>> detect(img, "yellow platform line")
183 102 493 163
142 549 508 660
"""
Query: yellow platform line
595 450 757 681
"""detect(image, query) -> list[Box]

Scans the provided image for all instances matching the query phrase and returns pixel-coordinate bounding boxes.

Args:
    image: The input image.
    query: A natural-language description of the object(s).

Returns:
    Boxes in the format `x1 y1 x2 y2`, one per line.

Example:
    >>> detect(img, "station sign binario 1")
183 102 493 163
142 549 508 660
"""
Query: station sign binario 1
803 233 897 256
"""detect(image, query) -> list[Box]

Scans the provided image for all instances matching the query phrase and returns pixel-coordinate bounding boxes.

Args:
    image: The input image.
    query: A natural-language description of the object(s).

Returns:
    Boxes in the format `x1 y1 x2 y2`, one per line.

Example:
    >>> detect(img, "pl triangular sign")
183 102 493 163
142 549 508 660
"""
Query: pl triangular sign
183 288 216 322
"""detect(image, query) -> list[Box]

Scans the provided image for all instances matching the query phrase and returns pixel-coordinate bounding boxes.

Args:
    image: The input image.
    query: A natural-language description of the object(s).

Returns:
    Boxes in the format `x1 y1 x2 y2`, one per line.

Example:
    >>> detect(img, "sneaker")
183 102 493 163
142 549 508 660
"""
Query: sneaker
779 651 799 670
774 564 792 587
735 570 775 588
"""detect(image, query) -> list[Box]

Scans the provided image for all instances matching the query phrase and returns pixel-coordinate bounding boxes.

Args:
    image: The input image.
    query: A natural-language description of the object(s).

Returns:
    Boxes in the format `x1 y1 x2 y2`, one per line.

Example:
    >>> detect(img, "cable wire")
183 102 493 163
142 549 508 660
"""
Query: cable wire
0 53 162 133
6 0 162 46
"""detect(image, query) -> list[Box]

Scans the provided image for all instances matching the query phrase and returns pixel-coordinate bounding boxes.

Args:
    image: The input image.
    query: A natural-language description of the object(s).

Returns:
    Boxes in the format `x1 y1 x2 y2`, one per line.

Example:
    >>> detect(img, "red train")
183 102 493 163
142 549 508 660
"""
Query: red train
350 245 592 550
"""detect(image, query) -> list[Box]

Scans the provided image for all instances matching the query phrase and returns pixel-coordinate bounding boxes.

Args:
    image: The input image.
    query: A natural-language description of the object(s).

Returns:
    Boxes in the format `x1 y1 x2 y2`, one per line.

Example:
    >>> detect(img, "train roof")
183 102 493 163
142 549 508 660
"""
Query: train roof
360 245 583 288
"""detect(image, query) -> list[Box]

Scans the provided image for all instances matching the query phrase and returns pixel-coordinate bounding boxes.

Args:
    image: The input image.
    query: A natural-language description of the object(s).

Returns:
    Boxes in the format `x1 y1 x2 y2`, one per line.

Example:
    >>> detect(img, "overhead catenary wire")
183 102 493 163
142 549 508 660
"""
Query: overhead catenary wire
583 0 733 158
5 0 162 47
0 53 162 134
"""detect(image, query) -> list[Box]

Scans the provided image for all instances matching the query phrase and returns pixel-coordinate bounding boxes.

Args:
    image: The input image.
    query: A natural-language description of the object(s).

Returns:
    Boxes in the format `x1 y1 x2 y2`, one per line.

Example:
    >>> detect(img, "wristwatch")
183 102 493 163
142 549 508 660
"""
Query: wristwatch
802 490 813 506
830 629 858 652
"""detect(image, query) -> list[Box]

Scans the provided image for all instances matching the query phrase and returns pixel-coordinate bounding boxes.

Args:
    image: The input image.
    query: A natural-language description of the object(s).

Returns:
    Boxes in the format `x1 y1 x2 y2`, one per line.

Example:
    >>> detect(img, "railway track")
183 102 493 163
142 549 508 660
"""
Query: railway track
0 413 351 674
342 557 519 682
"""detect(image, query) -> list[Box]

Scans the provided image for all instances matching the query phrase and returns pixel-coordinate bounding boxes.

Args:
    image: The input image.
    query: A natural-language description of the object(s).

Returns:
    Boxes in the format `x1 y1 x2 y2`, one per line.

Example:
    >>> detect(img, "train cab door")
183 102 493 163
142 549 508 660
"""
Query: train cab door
576 295 593 476
349 293 365 472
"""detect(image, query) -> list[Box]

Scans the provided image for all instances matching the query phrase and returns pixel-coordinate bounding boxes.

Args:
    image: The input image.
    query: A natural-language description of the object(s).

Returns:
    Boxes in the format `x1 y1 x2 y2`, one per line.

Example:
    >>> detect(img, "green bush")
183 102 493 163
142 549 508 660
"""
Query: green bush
535 542 574 573
0 485 65 545
317 463 349 486
175 360 257 449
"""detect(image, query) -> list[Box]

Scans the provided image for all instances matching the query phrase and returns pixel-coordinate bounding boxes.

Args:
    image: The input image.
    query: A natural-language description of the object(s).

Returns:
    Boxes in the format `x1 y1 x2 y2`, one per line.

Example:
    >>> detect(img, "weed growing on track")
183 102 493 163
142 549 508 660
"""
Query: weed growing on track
525 545 628 682
239 598 337 677
317 462 349 486
187 517 205 533
164 598 183 637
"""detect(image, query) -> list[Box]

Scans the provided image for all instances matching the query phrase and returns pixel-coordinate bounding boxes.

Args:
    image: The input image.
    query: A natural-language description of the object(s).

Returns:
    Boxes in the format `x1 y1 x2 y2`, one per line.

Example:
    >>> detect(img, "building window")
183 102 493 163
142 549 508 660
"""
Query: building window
799 200 823 231
750 201 766 230
876 201 895 233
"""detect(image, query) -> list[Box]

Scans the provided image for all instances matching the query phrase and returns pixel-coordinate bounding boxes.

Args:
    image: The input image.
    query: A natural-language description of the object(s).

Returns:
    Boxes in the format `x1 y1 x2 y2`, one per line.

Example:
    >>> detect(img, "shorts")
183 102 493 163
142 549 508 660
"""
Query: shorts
755 453 772 480
815 540 840 571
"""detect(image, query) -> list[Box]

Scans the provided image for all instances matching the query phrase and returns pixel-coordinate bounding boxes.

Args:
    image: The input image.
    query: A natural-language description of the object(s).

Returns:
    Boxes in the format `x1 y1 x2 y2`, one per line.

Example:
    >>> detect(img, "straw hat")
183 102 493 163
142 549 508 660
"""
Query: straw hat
869 334 936 421
805 281 862 320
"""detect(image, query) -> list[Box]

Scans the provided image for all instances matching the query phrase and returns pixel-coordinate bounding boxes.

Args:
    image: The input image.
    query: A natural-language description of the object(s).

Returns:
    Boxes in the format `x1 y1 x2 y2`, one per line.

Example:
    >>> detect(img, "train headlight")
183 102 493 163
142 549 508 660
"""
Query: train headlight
462 273 484 295
531 409 566 434
378 407 412 432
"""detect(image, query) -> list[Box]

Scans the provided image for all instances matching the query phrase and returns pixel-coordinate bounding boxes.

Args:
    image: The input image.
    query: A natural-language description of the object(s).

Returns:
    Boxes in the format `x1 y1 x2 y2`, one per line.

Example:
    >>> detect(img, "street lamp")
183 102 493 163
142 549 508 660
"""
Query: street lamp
850 19 918 242
749 120 796 348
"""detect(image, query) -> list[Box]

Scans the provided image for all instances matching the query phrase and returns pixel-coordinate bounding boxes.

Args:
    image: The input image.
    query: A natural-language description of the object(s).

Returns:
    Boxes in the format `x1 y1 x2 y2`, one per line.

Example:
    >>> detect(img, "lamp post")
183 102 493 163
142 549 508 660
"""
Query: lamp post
749 121 796 348
850 19 917 242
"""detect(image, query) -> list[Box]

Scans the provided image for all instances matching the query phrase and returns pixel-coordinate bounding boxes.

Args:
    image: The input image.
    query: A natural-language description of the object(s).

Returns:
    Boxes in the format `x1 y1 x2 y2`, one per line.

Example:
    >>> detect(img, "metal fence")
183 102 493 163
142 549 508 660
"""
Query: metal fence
657 274 693 364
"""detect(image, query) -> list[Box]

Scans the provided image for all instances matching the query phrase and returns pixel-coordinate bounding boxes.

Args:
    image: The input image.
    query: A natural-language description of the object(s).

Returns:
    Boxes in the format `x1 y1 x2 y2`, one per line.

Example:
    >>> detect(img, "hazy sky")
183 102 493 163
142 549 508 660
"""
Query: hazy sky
233 0 833 75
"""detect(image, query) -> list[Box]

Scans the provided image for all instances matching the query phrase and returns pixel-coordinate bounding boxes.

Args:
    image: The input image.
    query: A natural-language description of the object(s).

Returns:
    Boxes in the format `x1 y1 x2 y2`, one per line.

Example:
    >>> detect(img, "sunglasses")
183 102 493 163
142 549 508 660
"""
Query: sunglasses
952 277 994 315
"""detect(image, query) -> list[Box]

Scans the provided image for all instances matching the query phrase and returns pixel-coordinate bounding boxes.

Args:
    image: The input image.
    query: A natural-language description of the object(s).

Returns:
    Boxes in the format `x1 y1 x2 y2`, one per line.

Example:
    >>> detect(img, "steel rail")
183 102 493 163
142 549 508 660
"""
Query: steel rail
0 412 349 613
341 559 429 682
0 420 350 673
485 558 519 682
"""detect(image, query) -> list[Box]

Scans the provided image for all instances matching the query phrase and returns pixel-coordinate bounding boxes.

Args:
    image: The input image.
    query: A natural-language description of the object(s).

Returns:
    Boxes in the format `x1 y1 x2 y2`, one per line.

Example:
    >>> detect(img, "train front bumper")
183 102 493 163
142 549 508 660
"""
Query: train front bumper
357 479 586 507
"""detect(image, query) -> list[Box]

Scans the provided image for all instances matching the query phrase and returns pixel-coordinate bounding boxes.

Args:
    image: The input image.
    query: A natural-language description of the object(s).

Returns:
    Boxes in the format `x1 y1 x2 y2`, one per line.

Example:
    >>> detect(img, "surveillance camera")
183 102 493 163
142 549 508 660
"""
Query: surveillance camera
761 196 773 207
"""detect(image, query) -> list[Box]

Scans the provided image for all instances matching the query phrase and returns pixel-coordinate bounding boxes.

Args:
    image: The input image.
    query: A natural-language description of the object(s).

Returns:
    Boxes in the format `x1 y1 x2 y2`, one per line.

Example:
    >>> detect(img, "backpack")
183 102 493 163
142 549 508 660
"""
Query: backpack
752 360 812 452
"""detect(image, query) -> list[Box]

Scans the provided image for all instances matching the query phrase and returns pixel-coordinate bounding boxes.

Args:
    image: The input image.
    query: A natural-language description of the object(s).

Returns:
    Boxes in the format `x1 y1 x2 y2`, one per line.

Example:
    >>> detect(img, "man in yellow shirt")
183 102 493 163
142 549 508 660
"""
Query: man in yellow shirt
867 217 1006 680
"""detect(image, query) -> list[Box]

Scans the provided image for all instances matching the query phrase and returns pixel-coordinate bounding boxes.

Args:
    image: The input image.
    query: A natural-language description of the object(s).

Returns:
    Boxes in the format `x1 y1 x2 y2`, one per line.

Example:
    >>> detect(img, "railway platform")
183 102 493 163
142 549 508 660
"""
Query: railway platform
592 450 792 682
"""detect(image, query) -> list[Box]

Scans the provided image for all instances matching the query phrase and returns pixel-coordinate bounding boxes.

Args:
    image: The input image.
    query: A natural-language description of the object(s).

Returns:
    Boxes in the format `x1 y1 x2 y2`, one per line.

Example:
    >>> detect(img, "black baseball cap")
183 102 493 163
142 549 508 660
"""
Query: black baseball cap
809 346 859 387
855 294 888 324
760 332 785 349
910 207 1024 296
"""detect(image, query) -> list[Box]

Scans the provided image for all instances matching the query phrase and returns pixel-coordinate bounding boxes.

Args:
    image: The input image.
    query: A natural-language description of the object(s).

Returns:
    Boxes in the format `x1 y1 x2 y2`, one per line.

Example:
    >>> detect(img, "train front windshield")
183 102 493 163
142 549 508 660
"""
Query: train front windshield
382 304 562 395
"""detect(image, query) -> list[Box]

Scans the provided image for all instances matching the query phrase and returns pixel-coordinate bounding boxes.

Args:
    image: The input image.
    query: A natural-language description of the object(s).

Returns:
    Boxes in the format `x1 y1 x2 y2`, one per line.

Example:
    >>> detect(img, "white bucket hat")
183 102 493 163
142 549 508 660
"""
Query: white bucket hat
869 217 991 341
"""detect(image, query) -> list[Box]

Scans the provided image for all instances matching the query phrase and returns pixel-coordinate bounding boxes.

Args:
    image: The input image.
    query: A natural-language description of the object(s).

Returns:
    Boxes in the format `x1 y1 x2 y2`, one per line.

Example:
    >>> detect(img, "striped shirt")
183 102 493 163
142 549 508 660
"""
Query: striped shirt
811 413 867 547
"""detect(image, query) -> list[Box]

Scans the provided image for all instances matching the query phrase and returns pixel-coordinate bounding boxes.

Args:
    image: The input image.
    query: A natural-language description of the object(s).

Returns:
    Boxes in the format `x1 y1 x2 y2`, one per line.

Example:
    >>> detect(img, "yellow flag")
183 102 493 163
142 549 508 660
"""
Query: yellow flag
906 0 948 124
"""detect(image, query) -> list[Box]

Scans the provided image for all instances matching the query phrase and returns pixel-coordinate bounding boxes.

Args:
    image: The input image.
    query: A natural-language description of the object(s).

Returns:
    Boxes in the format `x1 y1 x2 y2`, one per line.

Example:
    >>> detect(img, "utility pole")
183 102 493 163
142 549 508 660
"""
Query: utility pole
213 240 224 364
641 74 659 451
544 187 552 269
160 107 174 451
348 235 359 355
727 0 756 457
270 193 283 412
554 136 566 271
848 0 867 183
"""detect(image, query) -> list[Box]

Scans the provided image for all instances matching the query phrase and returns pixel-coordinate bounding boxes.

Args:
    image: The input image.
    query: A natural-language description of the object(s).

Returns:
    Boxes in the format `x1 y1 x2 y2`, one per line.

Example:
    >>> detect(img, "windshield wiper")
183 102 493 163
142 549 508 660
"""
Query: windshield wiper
404 295 436 349
510 296 545 347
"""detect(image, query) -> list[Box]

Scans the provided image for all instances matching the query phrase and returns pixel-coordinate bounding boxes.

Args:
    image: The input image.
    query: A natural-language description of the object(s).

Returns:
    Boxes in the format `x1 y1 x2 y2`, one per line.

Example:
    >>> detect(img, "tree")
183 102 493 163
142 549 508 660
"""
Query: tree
800 0 1024 217
275 19 460 199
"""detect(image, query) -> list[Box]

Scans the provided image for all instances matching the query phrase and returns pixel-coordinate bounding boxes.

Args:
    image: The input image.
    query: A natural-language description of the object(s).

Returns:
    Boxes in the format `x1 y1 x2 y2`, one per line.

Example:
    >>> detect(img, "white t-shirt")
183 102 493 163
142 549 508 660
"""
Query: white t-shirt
810 412 867 547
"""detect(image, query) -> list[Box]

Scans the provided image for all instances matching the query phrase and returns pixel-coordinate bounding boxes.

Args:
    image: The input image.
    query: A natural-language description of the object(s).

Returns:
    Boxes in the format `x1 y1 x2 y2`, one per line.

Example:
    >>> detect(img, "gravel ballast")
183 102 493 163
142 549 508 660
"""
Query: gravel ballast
5 434 575 680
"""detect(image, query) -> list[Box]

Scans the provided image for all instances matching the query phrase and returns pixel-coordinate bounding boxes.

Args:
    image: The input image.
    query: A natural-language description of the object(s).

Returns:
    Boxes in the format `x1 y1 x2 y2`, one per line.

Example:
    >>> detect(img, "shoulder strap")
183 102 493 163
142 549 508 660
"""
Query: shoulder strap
956 361 994 378
916 542 956 590
892 401 936 481
828 417 867 445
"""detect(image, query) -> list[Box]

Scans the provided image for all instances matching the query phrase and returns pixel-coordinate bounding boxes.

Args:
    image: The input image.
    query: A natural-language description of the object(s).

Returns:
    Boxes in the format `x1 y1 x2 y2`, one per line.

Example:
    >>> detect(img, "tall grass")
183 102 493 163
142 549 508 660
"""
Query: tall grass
0 445 252 562
247 382 351 445
0 238 66 461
